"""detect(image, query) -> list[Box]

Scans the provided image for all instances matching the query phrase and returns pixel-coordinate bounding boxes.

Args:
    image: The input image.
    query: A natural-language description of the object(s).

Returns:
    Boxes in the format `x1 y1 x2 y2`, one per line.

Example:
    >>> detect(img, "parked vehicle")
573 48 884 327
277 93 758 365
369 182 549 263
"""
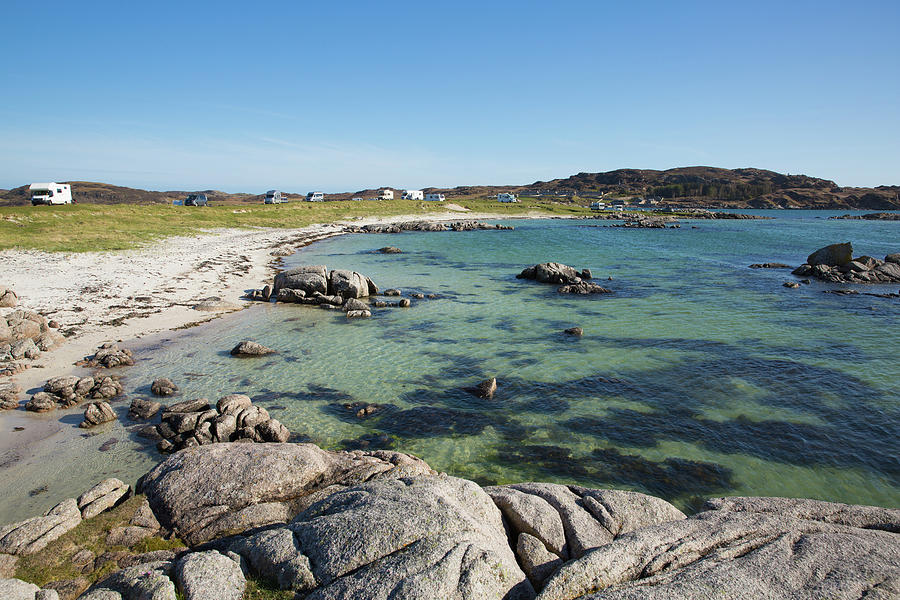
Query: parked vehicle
264 190 287 204
184 193 208 206
402 190 424 200
306 191 325 202
425 193 445 202
498 193 518 203
378 189 394 200
352 197 363 202
29 182 72 205
590 201 606 211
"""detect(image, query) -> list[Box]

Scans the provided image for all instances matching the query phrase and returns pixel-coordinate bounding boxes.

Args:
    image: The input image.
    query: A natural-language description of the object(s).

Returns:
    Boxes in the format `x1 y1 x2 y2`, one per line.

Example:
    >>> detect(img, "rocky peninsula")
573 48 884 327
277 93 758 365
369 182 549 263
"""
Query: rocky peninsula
0 442 896 600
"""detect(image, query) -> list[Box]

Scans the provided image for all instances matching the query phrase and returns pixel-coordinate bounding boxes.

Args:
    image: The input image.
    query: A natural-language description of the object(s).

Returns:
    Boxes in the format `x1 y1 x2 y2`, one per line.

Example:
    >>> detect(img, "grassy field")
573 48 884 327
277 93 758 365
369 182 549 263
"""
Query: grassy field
0 197 591 252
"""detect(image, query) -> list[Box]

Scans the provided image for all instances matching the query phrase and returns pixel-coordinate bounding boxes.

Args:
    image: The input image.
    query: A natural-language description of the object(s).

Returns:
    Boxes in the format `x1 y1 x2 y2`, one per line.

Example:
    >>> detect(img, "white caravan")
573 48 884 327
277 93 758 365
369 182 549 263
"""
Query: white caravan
498 193 518 203
402 190 424 200
264 190 287 204
378 189 394 200
30 182 72 205
306 191 325 202
425 193 445 202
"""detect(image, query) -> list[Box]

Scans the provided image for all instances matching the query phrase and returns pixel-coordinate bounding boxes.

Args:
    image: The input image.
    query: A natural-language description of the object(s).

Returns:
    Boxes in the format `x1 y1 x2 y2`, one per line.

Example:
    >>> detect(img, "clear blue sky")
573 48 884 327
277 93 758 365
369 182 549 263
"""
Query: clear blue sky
2 0 898 192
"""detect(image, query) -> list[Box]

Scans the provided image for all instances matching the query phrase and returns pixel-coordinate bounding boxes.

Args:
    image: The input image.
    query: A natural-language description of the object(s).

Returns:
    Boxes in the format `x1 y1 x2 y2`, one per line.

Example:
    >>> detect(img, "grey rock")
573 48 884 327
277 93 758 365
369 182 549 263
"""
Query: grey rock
886 252 900 264
564 327 583 336
783 281 801 288
364 275 378 295
275 288 306 303
807 242 853 266
212 414 237 442
273 265 328 296
0 498 82 555
36 589 60 600
377 246 402 254
557 283 613 295
10 338 38 360
256 419 290 442
0 383 21 410
162 398 209 415
216 394 252 415
25 392 57 413
229 341 275 356
383 288 401 296
78 478 131 519
85 561 175 600
128 398 162 421
175 550 245 600
71 548 96 568
0 553 17 577
230 528 316 592
138 443 434 545
87 343 135 368
80 402 117 428
703 496 900 531
235 405 269 429
77 589 123 600
518 262 580 284
106 526 155 547
875 261 900 280
0 286 18 308
345 310 371 318
342 298 368 312
536 509 900 600
0 578 39 600
518 532 563 589
150 378 178 397
328 269 371 299
118 550 179 569
398 297 411 307
487 487 567 556
291 475 534 600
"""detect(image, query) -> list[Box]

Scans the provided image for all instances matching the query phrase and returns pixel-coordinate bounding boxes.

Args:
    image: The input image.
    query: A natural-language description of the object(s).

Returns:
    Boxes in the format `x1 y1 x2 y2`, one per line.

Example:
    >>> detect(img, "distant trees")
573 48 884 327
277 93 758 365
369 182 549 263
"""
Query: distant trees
649 182 775 200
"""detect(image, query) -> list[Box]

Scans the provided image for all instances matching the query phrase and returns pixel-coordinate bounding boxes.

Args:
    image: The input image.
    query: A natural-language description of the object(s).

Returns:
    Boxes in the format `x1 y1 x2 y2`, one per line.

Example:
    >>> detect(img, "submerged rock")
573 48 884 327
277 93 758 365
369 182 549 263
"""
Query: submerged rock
230 341 275 356
150 378 178 397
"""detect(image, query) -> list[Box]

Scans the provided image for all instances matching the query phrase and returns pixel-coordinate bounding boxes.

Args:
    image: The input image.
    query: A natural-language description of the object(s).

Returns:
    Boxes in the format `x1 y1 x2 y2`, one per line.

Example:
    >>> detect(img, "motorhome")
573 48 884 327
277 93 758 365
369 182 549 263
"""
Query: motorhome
264 190 287 204
378 189 394 200
497 193 518 203
306 191 325 202
590 201 606 211
183 193 208 206
402 190 424 200
29 182 72 205
425 193 445 202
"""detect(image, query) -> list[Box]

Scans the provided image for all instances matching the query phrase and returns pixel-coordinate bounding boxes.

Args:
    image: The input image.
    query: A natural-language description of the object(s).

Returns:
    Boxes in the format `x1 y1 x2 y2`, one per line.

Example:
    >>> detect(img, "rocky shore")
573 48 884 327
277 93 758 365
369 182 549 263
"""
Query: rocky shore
829 212 900 220
790 242 900 284
0 442 895 599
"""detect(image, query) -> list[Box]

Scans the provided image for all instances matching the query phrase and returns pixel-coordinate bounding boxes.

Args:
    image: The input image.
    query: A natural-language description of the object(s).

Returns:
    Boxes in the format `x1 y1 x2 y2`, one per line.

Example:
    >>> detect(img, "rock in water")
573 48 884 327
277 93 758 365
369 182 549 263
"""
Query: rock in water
273 265 328 296
807 242 853 267
150 377 179 396
230 341 275 356
475 377 498 399
564 327 583 336
80 402 117 428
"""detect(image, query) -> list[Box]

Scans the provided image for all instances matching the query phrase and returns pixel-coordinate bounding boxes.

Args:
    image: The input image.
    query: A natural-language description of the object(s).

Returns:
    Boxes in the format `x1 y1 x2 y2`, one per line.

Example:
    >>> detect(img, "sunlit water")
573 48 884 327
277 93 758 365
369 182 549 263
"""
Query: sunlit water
3 210 898 523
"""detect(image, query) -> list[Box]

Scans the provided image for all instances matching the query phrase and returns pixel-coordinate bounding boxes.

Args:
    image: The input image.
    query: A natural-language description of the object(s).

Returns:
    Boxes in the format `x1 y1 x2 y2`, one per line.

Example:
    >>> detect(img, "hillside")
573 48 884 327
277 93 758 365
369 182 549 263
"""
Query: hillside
1 167 897 209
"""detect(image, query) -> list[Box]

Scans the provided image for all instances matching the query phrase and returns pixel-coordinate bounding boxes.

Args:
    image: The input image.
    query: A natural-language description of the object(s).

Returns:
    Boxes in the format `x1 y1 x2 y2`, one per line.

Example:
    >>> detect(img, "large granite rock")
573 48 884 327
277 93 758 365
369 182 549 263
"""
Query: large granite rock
175 551 245 600
79 561 175 600
138 443 434 545
328 269 371 299
225 475 535 600
229 341 275 356
807 242 853 266
536 497 900 600
0 499 82 555
518 263 583 285
273 266 328 296
78 479 131 520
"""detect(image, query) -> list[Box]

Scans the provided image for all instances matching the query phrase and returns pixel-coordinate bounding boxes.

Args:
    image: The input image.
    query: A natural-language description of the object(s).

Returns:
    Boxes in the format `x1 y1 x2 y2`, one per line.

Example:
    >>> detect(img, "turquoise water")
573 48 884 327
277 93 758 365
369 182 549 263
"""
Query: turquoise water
3 211 898 523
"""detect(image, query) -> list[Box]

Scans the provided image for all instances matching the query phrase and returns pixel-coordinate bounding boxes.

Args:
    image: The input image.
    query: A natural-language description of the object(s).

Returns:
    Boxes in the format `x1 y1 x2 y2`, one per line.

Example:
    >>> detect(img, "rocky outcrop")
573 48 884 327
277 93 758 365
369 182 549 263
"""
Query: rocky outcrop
0 499 82 555
150 378 178 397
536 497 900 600
748 262 791 269
377 246 402 253
829 212 900 220
78 479 132 520
0 309 64 362
0 382 21 410
26 376 123 412
557 283 613 295
229 341 275 356
175 551 245 600
138 443 435 546
518 263 591 285
128 398 161 420
80 343 134 368
142 394 290 454
80 402 117 428
611 216 678 229
792 246 900 284
264 265 379 306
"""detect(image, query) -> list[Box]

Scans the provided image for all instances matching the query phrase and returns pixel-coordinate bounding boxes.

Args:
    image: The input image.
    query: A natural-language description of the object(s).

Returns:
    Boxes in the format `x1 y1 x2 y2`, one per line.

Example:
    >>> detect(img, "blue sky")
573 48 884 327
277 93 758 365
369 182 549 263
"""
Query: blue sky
2 0 898 192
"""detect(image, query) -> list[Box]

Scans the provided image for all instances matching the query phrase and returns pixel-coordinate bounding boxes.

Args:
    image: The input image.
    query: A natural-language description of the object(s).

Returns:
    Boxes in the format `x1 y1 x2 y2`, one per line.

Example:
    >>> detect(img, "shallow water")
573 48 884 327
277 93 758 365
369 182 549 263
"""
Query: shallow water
3 210 898 523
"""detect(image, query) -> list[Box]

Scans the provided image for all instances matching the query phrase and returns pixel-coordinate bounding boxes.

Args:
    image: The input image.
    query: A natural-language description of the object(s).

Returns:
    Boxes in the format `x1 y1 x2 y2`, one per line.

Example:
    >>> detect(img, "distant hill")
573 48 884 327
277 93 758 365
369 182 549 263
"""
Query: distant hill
1 168 897 209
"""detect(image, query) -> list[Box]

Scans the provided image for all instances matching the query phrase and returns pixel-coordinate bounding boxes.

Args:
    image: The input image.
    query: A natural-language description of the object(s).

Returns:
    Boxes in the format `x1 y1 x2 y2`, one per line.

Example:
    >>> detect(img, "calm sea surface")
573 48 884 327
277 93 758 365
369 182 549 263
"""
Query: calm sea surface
3 210 898 522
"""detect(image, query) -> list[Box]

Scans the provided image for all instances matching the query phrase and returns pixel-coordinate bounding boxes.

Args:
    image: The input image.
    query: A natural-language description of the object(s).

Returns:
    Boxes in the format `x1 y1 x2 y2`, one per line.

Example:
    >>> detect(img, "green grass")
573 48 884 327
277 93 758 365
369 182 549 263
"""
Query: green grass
243 577 295 600
0 198 592 252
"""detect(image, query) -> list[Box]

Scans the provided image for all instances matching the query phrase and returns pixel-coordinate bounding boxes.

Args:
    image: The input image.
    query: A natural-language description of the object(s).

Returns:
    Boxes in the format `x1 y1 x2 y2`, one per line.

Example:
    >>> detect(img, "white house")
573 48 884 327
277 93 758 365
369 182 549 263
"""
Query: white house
425 193 445 202
29 182 72 205
378 189 394 200
497 193 518 203
402 190 424 200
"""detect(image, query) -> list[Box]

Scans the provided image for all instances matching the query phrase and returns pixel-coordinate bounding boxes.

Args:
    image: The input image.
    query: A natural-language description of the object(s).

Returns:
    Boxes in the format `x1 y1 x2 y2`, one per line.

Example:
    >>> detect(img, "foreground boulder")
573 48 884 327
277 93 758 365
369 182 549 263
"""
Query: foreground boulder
0 499 82 555
807 242 853 266
518 263 588 285
80 402 117 428
791 247 900 284
138 442 435 545
536 496 900 600
26 375 123 412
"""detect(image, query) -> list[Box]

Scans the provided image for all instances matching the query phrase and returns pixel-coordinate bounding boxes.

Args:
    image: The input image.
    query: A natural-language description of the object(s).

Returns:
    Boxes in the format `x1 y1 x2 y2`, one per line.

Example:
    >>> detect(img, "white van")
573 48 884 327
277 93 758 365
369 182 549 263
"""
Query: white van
378 189 394 200
498 193 518 203
264 190 287 204
402 190 424 200
306 191 325 202
30 182 73 205
425 193 445 202
590 201 606 211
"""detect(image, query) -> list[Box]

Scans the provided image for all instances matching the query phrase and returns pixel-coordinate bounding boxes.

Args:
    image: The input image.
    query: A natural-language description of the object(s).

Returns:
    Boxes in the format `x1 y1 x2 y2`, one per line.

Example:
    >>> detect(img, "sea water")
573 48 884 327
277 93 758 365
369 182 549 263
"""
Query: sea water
3 211 898 523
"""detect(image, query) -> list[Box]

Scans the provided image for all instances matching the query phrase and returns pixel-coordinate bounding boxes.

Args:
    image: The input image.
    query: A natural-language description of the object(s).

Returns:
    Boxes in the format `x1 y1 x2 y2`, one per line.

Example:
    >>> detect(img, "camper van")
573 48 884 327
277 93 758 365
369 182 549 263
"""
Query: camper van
590 201 606 211
306 191 325 202
264 190 287 204
29 182 72 205
183 194 208 206
378 189 394 200
497 193 518 203
425 193 445 202
402 190 424 200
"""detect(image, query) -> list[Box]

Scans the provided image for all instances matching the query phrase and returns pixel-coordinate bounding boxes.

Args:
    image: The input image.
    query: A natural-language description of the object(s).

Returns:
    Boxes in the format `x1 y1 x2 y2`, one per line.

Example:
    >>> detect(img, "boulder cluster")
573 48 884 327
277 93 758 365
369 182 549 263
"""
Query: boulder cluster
345 220 514 234
0 442 897 599
791 243 900 283
0 309 64 363
77 343 135 369
517 263 612 295
25 375 123 413
611 216 680 228
135 394 291 454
